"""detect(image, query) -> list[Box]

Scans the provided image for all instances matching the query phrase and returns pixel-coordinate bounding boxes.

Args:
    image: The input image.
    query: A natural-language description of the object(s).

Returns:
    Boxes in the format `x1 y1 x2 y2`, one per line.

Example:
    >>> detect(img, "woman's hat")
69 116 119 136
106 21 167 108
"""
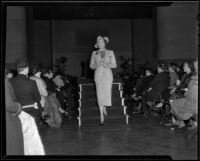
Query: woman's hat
32 67 42 75
94 35 109 48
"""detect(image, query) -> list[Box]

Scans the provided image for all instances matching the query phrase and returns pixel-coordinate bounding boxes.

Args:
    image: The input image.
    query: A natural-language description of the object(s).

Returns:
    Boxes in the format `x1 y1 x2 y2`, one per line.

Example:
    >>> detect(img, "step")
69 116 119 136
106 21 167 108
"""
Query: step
78 78 122 84
80 83 121 91
80 88 121 93
78 89 123 95
80 98 123 108
80 104 124 110
80 92 121 99
80 107 125 118
81 96 122 102
78 117 128 130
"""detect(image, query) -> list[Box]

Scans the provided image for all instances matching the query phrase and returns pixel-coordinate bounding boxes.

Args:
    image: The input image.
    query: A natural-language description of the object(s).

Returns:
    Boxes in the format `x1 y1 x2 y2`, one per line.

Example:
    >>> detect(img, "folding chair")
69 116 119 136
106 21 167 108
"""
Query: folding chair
187 114 198 139
148 92 172 123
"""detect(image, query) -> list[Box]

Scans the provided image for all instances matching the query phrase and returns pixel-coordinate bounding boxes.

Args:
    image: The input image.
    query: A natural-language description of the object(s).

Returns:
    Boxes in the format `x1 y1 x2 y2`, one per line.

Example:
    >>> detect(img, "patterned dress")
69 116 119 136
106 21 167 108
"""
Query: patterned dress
171 74 198 120
90 49 117 107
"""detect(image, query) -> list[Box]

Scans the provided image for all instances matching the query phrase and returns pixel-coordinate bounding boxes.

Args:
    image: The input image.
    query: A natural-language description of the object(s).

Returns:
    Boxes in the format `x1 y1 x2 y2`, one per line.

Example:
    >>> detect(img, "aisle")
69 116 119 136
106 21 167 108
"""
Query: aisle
38 114 197 159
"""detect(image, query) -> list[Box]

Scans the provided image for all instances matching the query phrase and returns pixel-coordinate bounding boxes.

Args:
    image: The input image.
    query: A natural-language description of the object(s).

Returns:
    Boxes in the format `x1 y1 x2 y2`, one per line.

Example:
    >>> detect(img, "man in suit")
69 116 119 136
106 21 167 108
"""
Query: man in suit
134 68 155 98
10 58 42 123
5 77 24 155
141 64 170 114
131 68 154 113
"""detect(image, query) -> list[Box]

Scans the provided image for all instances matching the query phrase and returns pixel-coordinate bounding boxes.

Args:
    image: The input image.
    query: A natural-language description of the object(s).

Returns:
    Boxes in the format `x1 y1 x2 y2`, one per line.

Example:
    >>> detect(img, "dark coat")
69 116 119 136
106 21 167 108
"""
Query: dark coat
5 78 24 155
10 74 42 118
136 75 154 96
41 76 58 93
147 72 170 100
176 72 193 91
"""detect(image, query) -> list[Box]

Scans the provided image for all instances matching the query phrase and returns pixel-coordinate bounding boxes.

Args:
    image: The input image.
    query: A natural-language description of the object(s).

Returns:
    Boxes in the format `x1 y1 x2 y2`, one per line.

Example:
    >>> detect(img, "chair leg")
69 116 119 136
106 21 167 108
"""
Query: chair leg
188 128 198 139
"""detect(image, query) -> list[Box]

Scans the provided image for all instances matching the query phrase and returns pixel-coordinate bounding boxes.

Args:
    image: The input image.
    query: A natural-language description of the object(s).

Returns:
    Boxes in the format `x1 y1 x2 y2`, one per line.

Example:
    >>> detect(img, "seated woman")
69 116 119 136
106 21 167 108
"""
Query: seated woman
37 68 68 128
170 61 194 100
5 66 17 79
141 64 170 114
170 59 198 129
29 68 48 109
41 68 68 115
53 74 76 113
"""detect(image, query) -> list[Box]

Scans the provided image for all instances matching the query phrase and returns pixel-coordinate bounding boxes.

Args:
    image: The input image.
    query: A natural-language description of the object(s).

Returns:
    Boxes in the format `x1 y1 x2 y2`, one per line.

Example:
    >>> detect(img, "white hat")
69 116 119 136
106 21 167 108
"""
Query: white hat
94 35 109 48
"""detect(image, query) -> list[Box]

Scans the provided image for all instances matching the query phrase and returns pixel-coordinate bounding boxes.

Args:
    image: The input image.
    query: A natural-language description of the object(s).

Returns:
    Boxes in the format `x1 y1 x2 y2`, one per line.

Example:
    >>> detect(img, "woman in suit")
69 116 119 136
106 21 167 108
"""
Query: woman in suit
90 36 117 125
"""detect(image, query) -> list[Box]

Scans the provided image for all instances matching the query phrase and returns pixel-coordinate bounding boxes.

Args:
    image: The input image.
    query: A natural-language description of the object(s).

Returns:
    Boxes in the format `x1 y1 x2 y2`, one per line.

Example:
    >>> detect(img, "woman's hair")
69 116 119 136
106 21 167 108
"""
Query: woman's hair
169 62 177 72
145 67 154 75
42 68 52 75
95 36 108 48
5 67 16 76
157 63 166 71
32 67 42 75
184 61 195 73
97 38 107 47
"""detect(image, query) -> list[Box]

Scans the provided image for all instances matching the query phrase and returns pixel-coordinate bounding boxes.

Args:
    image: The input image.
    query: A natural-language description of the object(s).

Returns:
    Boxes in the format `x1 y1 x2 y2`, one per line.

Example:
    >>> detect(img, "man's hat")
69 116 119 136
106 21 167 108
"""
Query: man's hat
15 58 29 68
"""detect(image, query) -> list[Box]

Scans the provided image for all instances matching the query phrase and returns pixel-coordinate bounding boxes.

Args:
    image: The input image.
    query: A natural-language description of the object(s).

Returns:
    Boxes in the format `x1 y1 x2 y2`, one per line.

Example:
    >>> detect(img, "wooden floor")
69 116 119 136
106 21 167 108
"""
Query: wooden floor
38 113 198 160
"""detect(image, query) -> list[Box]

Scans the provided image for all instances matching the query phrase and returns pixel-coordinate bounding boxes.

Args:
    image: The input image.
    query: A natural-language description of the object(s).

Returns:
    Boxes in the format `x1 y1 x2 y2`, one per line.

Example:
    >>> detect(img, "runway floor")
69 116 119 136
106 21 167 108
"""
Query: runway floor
38 113 198 160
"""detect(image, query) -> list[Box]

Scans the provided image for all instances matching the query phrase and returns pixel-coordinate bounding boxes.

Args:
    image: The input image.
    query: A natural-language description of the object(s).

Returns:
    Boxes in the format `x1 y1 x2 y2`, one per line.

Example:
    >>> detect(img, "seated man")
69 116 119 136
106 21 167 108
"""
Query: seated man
133 68 155 100
141 64 170 114
131 68 154 111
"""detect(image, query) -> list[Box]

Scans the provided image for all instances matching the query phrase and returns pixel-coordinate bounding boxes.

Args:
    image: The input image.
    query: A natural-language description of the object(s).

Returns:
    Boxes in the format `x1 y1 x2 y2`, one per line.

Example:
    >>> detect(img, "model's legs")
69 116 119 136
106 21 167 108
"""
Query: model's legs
103 106 107 116
99 106 104 124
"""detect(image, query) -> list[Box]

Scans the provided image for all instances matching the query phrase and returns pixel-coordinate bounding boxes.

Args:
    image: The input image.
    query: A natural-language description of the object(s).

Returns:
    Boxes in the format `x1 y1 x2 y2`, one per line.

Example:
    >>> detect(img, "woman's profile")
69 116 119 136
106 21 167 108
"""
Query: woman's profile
89 36 117 125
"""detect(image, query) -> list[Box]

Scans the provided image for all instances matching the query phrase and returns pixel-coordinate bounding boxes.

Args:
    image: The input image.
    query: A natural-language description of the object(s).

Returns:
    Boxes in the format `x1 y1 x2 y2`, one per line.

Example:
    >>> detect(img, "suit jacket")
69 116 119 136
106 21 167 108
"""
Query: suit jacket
136 75 154 96
176 72 193 91
10 74 41 117
148 72 170 100
41 76 58 94
5 78 24 155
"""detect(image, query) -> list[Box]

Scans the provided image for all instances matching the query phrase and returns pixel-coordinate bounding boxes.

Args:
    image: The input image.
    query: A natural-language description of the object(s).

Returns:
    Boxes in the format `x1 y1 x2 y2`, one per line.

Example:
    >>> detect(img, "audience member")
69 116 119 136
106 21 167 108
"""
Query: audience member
30 67 48 108
41 68 69 117
5 66 17 79
53 74 76 111
170 61 194 99
141 64 170 114
134 68 155 98
9 58 42 124
170 59 198 129
5 77 24 155
168 63 179 89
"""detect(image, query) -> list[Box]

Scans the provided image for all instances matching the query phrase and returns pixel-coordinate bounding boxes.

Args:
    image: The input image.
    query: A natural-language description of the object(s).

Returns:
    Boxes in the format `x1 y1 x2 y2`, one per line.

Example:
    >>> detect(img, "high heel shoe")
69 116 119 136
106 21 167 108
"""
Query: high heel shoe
99 119 104 125
99 122 104 126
